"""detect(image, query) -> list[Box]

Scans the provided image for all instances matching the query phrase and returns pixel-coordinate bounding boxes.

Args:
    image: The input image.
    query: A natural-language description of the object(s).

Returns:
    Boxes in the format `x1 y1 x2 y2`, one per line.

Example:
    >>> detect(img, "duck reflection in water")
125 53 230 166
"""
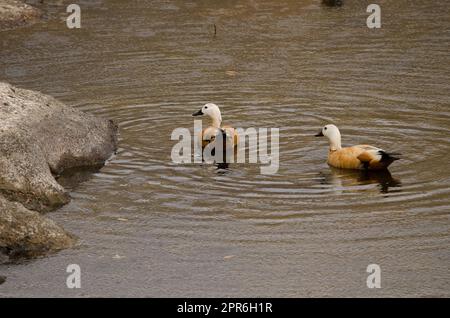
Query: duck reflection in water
319 167 402 194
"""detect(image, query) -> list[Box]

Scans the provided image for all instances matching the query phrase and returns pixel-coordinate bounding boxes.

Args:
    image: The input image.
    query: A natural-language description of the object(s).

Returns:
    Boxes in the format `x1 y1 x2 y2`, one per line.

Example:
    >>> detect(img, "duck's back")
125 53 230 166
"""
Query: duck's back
328 145 397 170
328 146 366 169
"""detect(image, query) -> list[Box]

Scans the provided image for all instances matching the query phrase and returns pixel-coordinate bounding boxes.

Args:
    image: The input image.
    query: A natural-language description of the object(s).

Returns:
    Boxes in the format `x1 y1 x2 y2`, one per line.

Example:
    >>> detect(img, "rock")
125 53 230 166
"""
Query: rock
0 195 75 261
0 82 118 211
0 275 6 284
0 0 41 31
0 81 117 260
0 81 117 259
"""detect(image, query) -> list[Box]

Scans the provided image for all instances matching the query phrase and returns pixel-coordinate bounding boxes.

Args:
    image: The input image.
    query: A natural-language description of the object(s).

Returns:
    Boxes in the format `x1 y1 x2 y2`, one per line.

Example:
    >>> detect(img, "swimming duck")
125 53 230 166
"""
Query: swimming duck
192 103 238 149
315 124 400 170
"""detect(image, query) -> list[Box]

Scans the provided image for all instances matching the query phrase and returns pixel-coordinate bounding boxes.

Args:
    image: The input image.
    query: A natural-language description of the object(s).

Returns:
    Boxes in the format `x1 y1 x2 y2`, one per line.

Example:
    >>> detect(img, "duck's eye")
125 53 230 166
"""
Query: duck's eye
324 127 327 130
204 106 208 109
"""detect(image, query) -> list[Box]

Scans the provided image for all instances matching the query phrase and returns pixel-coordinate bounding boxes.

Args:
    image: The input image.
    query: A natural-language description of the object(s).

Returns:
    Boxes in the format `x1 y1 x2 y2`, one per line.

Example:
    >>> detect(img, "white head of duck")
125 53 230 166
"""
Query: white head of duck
192 103 238 150
315 124 400 170
192 103 222 128
315 124 342 151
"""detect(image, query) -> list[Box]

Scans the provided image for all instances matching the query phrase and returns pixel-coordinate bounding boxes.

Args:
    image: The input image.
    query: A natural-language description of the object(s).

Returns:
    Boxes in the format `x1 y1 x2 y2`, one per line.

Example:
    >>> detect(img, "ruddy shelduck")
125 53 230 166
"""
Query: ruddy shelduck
315 124 400 170
192 103 238 149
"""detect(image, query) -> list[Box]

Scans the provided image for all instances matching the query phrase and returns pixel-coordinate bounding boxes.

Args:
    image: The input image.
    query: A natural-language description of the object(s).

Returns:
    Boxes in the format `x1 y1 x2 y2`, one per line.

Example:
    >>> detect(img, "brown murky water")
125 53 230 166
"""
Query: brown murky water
1 0 449 297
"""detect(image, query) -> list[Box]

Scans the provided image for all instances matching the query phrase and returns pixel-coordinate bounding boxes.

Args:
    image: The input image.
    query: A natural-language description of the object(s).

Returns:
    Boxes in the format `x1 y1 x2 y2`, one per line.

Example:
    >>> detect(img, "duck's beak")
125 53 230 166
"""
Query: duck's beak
192 109 203 117
315 130 324 137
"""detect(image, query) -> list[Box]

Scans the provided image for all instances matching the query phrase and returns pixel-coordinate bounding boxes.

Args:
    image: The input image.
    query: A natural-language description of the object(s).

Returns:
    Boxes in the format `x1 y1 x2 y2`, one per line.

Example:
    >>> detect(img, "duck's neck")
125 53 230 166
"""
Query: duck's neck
328 135 342 152
210 116 222 128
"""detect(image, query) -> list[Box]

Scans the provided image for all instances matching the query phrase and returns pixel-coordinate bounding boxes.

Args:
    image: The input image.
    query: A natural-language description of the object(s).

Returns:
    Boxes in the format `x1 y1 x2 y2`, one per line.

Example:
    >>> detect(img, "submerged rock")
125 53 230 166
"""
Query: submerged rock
0 195 75 261
0 82 118 211
0 0 41 30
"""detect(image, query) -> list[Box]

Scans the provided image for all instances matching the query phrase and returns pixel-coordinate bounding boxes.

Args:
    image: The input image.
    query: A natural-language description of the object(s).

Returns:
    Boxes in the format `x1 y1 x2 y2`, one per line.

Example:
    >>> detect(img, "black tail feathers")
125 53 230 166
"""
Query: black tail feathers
379 151 402 162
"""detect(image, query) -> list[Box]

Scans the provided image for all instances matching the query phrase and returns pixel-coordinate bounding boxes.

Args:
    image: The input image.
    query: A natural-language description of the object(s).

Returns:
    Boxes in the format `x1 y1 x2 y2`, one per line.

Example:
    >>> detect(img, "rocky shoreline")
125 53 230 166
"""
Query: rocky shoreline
0 82 118 262
0 0 118 264
0 0 41 31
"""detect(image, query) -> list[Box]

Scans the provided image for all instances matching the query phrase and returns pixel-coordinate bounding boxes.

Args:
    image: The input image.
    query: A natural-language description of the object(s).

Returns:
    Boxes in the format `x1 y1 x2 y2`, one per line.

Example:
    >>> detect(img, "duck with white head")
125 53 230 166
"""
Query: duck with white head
192 103 238 150
315 124 400 170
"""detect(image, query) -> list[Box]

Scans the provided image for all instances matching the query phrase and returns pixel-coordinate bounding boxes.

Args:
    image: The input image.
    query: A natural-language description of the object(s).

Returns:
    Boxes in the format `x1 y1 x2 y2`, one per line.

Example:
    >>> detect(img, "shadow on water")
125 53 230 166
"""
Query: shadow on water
0 246 55 265
216 162 230 172
319 167 402 194
55 165 104 191
322 0 343 7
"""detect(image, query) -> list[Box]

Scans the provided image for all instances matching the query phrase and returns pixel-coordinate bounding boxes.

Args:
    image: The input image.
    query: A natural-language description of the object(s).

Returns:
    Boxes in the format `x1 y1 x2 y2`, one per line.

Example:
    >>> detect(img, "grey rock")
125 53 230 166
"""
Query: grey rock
0 81 118 259
0 82 118 212
0 195 75 260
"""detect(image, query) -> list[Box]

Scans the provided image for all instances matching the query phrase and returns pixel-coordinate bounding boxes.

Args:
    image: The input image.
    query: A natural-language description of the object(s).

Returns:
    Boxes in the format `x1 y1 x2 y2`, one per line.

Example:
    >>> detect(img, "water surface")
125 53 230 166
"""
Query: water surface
0 0 449 297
